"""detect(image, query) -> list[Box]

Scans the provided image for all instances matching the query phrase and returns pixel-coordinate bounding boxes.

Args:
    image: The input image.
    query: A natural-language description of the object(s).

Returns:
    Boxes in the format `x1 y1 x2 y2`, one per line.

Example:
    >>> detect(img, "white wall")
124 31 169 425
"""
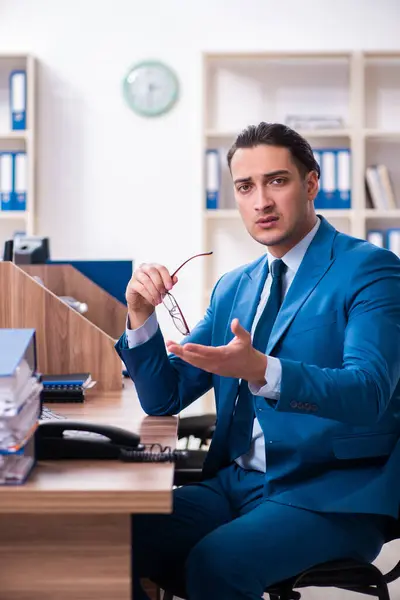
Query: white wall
0 0 400 340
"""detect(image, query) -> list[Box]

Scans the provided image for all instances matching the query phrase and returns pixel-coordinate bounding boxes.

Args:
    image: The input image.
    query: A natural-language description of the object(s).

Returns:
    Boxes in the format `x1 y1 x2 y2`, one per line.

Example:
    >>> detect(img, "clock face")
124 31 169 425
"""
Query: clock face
123 60 179 117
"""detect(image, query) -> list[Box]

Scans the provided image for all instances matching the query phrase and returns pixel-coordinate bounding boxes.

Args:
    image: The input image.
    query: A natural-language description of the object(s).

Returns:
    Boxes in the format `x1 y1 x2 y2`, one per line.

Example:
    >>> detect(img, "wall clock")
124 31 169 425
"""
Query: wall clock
123 60 179 117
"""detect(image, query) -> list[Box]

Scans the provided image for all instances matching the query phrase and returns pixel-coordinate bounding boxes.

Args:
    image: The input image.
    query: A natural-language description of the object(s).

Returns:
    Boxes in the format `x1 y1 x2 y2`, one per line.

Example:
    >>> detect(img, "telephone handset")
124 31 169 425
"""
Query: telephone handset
36 420 144 460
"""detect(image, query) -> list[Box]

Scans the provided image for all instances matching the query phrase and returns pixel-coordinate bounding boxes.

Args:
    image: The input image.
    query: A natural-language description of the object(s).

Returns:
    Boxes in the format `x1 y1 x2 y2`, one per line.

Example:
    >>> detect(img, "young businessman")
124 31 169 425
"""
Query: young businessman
115 123 400 600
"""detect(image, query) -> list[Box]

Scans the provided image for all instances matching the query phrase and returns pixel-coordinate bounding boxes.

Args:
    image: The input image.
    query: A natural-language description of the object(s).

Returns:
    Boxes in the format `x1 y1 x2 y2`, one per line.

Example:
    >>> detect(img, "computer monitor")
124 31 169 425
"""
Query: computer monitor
5 236 51 264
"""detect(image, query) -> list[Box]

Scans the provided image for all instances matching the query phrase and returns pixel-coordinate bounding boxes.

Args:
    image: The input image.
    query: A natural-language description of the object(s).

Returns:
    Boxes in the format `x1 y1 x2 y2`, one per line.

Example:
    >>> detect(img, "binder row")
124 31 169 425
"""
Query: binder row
9 70 27 130
205 147 351 210
367 229 400 257
0 152 27 211
312 148 351 210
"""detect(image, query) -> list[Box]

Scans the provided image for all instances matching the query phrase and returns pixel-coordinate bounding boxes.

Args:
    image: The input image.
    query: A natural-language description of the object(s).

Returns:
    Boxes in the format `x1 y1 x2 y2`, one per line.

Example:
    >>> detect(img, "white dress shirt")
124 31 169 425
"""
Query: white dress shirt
126 217 321 472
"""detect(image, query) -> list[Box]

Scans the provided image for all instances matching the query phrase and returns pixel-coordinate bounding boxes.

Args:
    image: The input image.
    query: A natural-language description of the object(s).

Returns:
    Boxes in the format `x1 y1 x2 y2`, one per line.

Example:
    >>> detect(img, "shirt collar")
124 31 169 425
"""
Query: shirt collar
267 217 321 275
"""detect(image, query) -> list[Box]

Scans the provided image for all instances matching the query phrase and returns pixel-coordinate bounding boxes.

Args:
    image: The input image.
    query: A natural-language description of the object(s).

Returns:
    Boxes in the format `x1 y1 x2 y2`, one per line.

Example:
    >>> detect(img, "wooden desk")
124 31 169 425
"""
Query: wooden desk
0 386 178 600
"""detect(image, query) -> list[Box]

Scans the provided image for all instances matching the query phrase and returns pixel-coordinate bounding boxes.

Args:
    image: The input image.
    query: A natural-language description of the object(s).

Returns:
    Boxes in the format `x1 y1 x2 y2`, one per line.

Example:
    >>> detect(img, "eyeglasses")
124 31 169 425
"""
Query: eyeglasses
163 251 213 335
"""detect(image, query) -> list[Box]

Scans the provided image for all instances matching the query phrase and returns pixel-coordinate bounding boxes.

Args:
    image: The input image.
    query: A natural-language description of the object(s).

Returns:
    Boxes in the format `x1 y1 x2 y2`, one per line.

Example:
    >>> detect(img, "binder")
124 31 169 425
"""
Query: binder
9 70 27 130
13 152 27 211
321 150 336 208
387 229 400 257
314 148 351 210
0 152 14 211
367 230 385 249
206 149 220 209
313 151 324 208
336 149 351 209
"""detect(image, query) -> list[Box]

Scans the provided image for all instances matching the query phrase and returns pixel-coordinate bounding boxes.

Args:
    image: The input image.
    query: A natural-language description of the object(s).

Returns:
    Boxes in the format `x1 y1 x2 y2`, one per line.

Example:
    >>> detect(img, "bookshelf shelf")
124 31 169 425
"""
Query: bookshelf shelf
0 211 27 220
0 130 29 141
364 209 400 218
205 129 353 140
0 54 36 246
363 129 400 141
204 209 354 220
201 51 400 318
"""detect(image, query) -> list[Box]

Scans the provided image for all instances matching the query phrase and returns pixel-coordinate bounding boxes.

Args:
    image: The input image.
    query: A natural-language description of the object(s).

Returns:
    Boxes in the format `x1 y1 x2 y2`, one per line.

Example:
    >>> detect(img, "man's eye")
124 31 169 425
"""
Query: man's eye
238 184 251 193
270 178 286 185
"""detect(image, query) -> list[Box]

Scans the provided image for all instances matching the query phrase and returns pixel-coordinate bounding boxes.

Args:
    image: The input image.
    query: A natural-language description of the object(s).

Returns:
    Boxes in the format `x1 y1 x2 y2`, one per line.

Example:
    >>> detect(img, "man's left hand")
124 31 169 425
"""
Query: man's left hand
166 318 267 384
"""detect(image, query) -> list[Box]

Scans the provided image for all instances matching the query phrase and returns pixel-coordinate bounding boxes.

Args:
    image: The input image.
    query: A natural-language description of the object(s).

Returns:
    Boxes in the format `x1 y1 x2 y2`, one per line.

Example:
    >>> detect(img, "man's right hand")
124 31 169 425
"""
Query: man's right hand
125 263 178 329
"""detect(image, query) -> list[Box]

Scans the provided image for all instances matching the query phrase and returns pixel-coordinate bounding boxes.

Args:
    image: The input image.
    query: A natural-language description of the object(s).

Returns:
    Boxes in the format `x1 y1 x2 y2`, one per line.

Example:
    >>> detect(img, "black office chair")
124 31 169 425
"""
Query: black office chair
170 419 400 600
176 414 215 447
162 560 399 599
173 415 214 487
163 508 399 600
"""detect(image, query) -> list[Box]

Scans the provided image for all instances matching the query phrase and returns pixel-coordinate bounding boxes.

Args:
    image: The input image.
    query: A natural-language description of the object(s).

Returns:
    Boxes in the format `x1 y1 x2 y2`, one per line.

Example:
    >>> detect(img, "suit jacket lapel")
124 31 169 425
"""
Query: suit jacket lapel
266 217 337 355
219 255 269 413
224 255 269 344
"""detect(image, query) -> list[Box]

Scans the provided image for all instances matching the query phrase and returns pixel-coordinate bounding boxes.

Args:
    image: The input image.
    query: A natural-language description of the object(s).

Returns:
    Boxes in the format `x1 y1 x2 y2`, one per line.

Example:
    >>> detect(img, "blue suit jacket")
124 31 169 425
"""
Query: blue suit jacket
116 217 400 518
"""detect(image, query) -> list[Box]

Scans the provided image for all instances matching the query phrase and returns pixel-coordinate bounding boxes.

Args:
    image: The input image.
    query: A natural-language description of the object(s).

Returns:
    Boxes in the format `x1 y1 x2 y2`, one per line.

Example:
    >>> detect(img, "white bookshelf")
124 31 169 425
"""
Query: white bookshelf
0 54 36 247
201 51 400 306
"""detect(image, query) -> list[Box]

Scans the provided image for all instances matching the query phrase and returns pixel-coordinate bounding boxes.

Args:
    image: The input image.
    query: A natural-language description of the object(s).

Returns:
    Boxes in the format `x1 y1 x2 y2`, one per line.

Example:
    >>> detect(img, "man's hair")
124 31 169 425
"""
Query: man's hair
226 122 321 180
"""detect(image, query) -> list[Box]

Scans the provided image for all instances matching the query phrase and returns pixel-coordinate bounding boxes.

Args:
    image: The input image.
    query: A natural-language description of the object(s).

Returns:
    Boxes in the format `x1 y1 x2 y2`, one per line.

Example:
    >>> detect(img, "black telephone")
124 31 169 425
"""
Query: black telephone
35 420 144 460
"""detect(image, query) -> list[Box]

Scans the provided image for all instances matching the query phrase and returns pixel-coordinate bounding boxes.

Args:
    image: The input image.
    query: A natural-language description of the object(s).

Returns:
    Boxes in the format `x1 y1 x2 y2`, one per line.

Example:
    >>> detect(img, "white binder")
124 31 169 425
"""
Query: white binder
0 153 14 211
10 70 27 130
14 152 27 211
206 149 220 209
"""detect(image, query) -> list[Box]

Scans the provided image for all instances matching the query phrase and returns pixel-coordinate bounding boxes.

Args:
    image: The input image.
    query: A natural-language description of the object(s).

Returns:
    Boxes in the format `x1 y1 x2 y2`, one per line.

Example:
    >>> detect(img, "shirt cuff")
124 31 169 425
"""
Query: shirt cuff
249 356 282 400
125 312 158 348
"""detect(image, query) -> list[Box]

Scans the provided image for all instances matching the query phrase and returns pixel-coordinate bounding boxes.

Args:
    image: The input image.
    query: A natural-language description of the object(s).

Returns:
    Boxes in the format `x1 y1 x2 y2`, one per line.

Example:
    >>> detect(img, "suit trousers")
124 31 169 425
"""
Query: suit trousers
132 462 388 600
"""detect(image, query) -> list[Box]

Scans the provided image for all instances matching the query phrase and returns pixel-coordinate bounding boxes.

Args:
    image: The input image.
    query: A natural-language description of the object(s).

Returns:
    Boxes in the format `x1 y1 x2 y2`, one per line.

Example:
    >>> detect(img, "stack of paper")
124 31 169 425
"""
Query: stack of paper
0 329 42 484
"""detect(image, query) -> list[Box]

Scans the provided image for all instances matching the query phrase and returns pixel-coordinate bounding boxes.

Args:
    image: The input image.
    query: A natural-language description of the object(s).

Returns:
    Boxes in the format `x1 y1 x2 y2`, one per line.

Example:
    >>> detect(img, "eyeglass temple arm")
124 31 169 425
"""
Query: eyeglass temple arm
171 251 213 278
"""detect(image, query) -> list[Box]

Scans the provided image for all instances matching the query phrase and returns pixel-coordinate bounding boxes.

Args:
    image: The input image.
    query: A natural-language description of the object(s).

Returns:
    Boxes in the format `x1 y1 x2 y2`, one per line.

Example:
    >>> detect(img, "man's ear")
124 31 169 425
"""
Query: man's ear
307 170 319 200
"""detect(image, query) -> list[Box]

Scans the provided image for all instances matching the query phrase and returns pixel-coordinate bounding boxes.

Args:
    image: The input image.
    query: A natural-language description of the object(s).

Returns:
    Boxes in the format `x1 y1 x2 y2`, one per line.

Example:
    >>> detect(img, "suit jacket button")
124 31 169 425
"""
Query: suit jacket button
290 400 298 409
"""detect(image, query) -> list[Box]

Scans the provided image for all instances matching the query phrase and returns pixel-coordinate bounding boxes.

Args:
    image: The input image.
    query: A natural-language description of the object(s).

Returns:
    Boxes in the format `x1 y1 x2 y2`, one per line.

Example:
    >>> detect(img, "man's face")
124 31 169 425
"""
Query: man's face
230 144 319 256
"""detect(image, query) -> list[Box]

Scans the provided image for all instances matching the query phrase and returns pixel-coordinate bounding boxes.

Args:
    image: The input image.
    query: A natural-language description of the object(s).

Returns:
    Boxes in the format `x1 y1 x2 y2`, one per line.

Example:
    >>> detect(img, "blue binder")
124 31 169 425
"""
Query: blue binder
9 70 27 130
13 152 27 211
367 229 386 249
386 228 400 257
335 148 351 209
206 149 220 209
0 152 15 211
313 148 351 210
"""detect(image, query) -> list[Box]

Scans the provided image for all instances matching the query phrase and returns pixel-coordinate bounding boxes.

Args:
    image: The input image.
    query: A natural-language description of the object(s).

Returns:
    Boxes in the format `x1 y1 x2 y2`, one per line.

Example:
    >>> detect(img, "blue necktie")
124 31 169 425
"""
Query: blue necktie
229 258 286 461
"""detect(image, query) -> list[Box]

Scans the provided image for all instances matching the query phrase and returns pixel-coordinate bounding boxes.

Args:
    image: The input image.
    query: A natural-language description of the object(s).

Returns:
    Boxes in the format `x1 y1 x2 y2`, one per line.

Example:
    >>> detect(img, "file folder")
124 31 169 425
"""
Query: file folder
337 149 351 209
321 151 336 209
367 230 385 249
314 148 351 209
0 153 14 211
9 70 27 130
387 229 400 257
14 152 27 211
206 149 220 209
